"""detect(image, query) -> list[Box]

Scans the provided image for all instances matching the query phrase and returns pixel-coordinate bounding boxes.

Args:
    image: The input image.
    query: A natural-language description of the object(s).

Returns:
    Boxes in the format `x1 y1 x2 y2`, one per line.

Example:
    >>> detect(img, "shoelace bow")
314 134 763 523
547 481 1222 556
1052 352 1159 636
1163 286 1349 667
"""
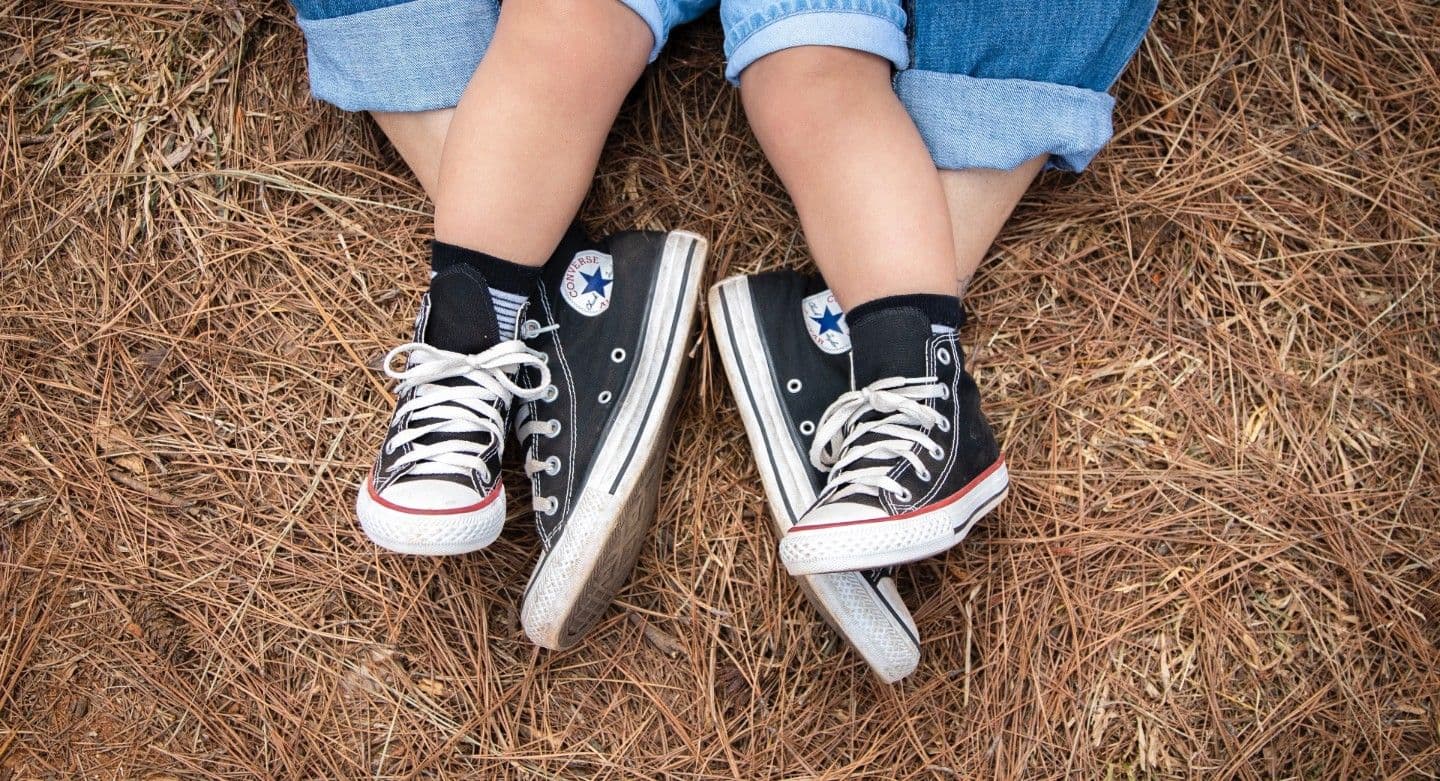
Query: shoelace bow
808 376 951 504
381 340 552 484
514 321 565 515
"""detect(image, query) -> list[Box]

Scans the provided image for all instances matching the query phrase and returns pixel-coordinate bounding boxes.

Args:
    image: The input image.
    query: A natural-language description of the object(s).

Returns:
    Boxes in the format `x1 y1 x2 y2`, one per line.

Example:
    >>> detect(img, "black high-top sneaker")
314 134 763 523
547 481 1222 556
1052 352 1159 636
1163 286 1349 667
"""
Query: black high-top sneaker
514 229 706 649
778 302 1008 575
709 270 920 683
356 264 551 555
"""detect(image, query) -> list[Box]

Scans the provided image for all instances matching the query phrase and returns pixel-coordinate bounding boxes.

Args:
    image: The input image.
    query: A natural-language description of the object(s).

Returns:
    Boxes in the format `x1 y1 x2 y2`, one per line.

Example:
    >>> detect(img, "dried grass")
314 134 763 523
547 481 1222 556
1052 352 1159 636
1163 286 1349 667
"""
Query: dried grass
2 1 1438 778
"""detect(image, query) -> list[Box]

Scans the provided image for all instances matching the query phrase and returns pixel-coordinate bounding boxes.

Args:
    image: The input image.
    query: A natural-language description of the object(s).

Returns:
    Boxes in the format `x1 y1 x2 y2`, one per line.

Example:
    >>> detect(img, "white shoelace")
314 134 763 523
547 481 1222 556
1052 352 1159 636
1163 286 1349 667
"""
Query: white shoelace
380 340 552 484
808 376 951 504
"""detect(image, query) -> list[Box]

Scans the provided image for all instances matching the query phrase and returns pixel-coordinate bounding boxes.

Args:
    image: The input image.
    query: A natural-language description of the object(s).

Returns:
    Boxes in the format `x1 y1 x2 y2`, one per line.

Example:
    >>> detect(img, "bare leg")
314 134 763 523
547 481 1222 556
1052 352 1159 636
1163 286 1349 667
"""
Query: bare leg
431 0 652 267
940 158 1045 296
740 46 956 310
371 109 454 199
374 39 1040 290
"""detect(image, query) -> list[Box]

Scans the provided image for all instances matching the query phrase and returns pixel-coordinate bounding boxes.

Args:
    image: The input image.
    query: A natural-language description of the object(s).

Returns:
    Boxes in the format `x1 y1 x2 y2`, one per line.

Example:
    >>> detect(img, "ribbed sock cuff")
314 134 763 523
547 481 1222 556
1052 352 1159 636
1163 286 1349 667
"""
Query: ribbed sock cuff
846 293 966 331
431 240 541 297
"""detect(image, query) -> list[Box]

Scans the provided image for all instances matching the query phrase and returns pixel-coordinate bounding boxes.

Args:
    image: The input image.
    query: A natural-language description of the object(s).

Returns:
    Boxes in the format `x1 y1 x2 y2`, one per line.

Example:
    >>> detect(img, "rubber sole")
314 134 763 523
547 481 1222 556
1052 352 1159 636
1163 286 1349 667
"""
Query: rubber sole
779 459 1009 576
521 232 707 650
709 275 920 683
354 478 505 556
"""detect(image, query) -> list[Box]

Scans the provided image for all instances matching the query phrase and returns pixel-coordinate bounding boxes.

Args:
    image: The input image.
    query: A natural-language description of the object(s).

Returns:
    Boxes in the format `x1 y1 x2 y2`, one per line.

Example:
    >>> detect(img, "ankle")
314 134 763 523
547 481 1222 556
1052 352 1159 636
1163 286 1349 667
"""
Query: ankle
430 241 541 340
847 294 964 334
846 294 964 388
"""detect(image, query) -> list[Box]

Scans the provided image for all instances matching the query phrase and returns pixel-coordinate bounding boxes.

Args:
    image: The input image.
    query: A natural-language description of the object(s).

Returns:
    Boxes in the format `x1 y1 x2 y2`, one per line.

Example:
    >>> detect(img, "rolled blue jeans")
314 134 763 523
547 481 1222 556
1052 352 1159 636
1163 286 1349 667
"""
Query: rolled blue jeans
292 0 1154 172
902 0 1156 171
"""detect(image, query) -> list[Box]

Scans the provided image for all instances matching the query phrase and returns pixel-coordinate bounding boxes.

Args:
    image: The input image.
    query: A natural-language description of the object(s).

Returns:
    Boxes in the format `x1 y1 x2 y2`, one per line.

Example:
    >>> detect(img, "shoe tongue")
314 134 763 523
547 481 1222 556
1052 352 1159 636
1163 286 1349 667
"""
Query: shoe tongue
848 306 933 388
423 265 502 354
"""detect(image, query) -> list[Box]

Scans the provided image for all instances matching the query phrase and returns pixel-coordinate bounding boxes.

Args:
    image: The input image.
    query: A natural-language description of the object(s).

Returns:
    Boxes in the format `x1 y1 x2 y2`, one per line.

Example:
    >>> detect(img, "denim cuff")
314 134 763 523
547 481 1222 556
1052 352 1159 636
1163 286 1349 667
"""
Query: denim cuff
726 6 909 84
894 70 1117 173
618 0 668 63
296 0 496 112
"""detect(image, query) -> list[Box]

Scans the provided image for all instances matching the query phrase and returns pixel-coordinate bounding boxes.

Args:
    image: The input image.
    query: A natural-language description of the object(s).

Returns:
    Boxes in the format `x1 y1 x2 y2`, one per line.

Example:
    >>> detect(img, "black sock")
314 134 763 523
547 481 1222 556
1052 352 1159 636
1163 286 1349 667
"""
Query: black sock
431 241 541 338
845 293 965 387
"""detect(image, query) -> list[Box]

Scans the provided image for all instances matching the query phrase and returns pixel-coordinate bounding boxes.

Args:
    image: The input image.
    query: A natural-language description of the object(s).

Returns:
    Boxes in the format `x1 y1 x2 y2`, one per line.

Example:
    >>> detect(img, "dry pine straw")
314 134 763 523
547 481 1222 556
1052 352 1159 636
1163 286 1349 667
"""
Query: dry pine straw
1 1 1438 779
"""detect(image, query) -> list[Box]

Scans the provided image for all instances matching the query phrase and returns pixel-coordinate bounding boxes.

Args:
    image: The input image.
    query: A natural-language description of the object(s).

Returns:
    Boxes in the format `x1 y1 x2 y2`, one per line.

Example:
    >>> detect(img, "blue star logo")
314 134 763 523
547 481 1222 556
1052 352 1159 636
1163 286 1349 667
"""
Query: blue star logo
580 267 611 298
810 306 843 335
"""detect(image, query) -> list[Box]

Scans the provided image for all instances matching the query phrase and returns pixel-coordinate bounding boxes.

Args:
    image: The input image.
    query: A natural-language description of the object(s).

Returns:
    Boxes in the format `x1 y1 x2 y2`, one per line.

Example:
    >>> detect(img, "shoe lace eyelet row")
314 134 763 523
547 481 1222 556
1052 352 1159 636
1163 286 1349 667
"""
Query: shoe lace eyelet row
375 340 551 486
808 375 951 507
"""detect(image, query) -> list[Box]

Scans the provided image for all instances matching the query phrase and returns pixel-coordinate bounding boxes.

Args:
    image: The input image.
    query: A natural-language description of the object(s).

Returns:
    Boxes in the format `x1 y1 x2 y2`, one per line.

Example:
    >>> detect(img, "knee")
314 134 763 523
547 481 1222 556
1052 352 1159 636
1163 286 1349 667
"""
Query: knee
740 47 891 143
500 0 653 68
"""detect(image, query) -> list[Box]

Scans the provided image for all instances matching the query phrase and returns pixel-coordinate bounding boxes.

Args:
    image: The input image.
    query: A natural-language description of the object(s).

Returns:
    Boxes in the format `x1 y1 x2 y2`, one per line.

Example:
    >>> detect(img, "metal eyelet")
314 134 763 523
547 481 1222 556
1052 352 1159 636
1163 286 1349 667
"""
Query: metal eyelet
539 353 549 364
611 348 627 363
916 468 931 481
545 456 562 475
938 419 951 433
939 385 951 400
521 319 541 339
937 347 952 366
543 385 559 403
547 420 562 437
541 497 558 515
786 378 802 394
799 420 815 436
929 446 944 460
598 390 612 404
894 489 912 502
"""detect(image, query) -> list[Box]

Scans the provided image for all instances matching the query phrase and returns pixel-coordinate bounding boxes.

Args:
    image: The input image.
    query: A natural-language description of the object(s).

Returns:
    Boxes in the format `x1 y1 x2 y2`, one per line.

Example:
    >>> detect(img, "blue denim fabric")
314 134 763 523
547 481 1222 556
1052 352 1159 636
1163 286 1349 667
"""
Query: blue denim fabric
293 0 413 20
291 0 1152 171
293 0 498 111
625 0 714 62
292 0 907 109
898 0 1156 171
722 0 907 83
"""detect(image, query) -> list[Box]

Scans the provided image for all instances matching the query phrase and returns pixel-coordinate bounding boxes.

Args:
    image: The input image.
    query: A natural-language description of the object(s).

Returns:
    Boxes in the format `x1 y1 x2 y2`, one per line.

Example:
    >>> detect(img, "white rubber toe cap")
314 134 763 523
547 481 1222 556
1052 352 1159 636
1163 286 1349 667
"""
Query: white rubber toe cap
355 476 505 556
793 500 884 528
378 479 487 512
781 461 1010 575
780 501 908 575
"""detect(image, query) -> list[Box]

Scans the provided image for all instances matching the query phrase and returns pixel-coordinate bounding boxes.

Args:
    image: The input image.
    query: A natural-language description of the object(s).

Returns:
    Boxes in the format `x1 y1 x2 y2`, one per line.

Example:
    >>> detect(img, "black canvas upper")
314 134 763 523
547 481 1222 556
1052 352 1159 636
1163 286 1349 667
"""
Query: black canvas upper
825 317 1001 518
422 264 502 354
736 269 907 583
743 270 852 502
370 264 515 494
518 230 676 546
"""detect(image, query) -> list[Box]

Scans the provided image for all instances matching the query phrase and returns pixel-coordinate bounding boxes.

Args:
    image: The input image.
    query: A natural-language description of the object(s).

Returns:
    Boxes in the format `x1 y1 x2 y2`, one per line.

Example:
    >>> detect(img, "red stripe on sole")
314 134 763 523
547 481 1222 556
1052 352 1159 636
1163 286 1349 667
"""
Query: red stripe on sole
366 473 502 516
792 456 1006 532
